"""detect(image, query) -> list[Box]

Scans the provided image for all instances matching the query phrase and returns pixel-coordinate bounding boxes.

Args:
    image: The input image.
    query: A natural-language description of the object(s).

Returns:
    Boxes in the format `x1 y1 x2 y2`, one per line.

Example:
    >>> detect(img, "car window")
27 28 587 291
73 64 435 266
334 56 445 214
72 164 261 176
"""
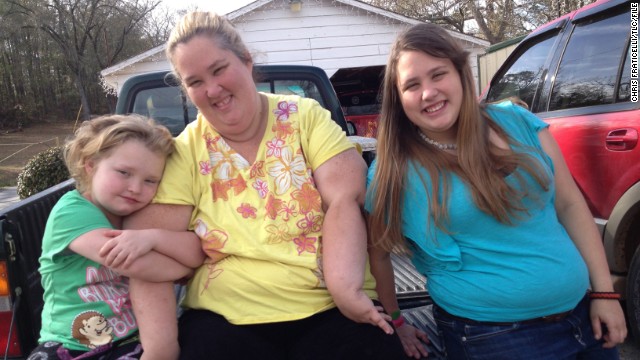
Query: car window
339 91 381 116
617 46 632 102
486 34 557 107
548 9 629 111
132 86 196 136
256 80 325 107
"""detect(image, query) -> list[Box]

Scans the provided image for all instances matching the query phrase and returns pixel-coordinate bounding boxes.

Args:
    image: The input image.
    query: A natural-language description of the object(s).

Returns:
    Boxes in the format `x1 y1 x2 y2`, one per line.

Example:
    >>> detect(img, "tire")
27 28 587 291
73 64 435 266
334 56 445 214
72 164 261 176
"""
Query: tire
626 245 640 345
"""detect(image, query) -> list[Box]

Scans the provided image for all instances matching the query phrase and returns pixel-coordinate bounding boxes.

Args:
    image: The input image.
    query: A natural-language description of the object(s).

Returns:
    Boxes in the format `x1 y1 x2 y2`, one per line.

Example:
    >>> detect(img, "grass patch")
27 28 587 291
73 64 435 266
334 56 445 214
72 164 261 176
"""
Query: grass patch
0 120 77 188
0 167 22 187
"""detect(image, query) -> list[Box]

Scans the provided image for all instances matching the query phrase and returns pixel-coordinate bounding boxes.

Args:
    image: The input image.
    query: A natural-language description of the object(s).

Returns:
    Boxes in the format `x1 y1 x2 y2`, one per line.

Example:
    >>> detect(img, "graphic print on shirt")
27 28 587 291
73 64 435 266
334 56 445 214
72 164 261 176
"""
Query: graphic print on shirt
199 100 326 285
71 311 113 349
75 266 136 347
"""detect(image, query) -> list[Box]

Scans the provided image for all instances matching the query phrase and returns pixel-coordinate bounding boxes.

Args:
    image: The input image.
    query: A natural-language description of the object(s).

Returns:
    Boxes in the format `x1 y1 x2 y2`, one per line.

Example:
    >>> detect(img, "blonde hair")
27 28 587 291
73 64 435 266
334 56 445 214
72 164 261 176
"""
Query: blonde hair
165 11 251 79
65 114 174 193
368 23 550 252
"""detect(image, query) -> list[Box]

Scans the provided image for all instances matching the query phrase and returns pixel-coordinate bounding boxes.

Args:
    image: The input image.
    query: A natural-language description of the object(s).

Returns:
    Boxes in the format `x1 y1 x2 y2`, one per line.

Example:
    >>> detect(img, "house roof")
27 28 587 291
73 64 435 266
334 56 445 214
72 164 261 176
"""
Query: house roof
101 0 489 78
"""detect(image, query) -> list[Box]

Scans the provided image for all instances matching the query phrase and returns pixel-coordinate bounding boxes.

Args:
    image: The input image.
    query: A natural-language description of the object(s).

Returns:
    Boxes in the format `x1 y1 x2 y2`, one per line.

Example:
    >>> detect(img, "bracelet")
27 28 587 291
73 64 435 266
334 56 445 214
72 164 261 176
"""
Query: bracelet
389 309 405 328
391 315 405 328
589 291 622 300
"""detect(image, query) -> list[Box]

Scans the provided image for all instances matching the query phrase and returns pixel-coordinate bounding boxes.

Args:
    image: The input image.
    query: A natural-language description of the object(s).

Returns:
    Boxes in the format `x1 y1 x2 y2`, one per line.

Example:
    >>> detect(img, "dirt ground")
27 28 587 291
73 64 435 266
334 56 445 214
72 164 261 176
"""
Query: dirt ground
0 119 79 186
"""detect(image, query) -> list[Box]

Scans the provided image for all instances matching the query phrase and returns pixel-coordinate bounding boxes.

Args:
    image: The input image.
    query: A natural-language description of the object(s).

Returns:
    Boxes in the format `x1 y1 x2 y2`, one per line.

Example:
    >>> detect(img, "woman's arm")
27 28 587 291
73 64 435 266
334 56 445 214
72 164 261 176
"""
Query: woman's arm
314 148 393 334
538 128 627 347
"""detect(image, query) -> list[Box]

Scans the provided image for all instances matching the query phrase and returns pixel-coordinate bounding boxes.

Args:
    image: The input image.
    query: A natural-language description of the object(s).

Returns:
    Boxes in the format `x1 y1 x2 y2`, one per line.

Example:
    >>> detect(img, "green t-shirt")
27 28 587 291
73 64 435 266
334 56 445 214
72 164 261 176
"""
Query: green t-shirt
38 190 138 351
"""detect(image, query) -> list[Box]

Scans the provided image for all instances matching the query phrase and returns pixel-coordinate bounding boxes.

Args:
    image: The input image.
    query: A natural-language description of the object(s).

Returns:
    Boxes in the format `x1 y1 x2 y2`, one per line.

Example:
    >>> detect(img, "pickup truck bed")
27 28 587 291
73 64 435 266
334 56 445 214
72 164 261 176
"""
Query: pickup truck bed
1 179 440 359
2 64 441 359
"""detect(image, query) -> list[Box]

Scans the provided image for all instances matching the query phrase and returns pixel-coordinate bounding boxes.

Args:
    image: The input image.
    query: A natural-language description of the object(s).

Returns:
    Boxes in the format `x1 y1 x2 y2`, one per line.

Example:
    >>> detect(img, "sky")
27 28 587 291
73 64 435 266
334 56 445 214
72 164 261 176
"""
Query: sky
161 0 255 14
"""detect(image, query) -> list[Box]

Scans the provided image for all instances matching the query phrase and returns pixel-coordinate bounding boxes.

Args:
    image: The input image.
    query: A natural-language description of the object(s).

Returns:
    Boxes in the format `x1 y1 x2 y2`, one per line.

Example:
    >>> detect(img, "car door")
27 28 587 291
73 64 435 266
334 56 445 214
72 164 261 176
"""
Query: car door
486 0 637 221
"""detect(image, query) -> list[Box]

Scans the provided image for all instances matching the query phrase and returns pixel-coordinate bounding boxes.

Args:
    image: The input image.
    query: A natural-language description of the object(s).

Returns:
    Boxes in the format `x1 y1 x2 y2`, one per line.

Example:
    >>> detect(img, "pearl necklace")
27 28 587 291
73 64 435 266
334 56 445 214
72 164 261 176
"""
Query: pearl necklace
418 131 457 150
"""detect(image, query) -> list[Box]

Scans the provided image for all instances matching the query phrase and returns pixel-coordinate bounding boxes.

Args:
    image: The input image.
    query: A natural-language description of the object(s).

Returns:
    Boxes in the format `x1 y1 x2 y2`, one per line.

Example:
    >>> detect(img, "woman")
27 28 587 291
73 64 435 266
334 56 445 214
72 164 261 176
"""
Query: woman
366 23 627 359
125 11 408 360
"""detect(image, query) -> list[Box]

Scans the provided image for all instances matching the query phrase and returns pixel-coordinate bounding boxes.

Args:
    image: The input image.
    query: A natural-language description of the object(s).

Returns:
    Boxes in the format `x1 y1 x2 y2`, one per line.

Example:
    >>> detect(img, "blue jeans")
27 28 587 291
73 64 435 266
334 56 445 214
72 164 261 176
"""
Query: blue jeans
433 295 619 360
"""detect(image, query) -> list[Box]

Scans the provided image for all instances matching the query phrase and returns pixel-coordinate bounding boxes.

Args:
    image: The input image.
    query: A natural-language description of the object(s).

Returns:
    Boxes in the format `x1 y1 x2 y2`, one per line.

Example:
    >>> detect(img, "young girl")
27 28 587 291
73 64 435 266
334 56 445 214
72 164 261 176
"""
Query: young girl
28 115 204 360
366 23 627 359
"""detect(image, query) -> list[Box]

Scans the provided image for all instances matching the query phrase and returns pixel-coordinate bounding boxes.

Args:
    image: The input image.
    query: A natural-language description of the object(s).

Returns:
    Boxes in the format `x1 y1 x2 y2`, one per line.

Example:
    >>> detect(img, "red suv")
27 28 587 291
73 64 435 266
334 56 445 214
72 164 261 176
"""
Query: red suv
483 0 640 342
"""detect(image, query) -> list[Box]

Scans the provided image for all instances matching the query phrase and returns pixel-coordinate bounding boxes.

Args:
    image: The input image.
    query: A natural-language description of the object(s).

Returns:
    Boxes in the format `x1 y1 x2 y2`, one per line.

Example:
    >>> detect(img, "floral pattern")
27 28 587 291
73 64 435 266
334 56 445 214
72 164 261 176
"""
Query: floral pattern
293 234 317 255
268 148 307 195
195 219 228 261
237 203 257 219
199 99 325 272
273 100 298 121
194 219 227 294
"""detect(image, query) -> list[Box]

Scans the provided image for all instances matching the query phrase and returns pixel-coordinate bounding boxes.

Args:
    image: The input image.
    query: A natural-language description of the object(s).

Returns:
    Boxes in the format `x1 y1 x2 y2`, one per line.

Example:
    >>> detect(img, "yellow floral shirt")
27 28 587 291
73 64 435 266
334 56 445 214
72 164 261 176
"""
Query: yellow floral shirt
154 93 377 324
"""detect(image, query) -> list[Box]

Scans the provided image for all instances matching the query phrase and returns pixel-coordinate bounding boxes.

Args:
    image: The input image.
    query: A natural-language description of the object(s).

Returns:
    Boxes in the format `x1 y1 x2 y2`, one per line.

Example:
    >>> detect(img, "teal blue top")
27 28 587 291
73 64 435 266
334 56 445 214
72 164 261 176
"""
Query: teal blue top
366 101 589 322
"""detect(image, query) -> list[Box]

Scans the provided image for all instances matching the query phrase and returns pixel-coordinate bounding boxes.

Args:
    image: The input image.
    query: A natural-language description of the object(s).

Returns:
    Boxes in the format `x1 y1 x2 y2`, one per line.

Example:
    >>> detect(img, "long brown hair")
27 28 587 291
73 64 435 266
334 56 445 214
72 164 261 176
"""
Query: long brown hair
368 23 550 252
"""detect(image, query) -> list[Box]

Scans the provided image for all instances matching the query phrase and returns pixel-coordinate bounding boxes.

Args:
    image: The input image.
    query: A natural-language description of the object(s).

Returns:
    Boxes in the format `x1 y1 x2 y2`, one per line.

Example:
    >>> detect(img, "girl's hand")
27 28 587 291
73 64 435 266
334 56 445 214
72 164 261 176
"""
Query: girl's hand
396 324 430 359
590 299 627 348
99 229 157 269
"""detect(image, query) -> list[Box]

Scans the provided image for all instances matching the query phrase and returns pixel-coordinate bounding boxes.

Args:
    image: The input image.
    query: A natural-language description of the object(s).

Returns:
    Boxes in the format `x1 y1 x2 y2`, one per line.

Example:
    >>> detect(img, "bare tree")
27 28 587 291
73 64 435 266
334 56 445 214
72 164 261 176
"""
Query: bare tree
11 0 160 119
89 0 163 70
143 3 182 47
366 0 468 33
363 0 596 44
467 0 517 44
0 0 73 124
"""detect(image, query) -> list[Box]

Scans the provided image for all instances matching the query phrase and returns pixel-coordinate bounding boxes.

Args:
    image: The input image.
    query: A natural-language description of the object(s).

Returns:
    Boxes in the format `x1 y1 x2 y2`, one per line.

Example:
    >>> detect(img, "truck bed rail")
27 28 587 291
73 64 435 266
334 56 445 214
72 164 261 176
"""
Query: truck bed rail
1 179 75 356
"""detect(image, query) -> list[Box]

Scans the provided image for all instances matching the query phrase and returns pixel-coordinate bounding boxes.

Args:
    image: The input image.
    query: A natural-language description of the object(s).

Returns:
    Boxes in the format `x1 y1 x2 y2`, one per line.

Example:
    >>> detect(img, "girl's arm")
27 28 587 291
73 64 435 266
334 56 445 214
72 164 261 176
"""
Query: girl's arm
314 148 393 335
99 228 204 269
123 203 205 268
69 229 192 282
538 128 627 347
368 245 398 317
369 244 429 358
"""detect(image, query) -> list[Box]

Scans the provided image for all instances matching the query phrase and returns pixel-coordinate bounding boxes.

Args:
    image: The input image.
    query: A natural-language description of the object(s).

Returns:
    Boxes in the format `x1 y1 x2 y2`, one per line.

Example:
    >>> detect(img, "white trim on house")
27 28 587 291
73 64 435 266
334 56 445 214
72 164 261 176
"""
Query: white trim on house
101 44 164 78
226 0 273 18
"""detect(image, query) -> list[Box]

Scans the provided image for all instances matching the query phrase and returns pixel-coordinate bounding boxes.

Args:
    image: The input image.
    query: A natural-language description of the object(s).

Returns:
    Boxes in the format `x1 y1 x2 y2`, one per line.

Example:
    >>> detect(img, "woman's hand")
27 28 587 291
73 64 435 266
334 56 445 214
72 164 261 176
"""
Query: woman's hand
396 324 430 359
338 289 394 335
590 299 627 348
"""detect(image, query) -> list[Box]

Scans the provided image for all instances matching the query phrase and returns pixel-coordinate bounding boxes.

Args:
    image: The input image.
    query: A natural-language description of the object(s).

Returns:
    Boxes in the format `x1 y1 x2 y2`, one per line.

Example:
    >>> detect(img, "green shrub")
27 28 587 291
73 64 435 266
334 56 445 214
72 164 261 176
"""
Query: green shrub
17 146 70 199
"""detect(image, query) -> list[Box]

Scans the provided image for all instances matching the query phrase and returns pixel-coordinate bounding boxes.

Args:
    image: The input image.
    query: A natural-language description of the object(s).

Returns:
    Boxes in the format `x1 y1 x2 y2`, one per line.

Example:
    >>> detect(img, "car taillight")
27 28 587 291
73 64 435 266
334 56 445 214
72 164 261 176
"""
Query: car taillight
0 260 22 357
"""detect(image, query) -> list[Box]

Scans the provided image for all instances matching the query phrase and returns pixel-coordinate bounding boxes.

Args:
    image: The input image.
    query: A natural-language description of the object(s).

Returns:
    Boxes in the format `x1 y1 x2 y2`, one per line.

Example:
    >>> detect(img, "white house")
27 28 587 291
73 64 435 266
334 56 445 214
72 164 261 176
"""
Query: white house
100 0 489 96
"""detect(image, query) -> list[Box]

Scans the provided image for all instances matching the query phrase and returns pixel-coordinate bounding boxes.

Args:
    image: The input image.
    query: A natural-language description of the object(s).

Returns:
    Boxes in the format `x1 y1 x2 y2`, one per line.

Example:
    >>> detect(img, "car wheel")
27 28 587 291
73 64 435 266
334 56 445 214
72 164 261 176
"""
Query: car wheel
626 245 640 345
